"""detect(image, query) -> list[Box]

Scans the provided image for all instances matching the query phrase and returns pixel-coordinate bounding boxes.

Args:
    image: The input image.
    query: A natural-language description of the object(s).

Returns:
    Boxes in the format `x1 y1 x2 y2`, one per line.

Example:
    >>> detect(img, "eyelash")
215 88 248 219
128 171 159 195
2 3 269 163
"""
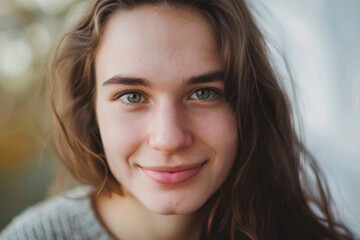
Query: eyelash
189 87 221 101
113 90 148 106
113 87 221 106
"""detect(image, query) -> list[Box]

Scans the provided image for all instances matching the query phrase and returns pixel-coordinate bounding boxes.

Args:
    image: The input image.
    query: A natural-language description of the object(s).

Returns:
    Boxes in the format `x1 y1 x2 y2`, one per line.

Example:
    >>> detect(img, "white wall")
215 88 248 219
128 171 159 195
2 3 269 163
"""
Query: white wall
252 0 360 235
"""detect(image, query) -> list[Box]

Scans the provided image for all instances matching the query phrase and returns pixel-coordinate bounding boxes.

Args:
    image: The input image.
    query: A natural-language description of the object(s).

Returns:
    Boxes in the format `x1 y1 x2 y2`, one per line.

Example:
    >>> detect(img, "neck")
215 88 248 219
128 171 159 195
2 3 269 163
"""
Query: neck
94 191 205 240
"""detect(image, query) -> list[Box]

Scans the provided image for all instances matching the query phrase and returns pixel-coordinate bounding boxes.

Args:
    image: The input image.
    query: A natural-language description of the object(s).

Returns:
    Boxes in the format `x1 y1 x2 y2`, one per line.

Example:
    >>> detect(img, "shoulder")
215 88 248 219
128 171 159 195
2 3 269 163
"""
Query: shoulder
0 187 112 240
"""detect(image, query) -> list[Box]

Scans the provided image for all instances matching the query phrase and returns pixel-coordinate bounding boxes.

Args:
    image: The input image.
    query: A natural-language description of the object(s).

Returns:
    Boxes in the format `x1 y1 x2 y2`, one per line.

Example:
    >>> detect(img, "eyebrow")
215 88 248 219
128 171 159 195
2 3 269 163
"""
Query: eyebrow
102 70 224 87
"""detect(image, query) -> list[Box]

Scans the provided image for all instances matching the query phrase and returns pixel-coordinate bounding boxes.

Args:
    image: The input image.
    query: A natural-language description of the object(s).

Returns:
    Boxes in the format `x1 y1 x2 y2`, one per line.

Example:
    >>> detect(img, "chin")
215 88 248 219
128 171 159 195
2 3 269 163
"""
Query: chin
142 198 204 216
150 207 199 216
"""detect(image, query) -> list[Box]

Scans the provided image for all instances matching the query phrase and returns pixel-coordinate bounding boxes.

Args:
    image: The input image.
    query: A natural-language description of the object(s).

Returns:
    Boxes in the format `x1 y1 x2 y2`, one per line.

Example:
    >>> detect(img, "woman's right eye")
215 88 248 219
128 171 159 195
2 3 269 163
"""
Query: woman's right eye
116 92 146 104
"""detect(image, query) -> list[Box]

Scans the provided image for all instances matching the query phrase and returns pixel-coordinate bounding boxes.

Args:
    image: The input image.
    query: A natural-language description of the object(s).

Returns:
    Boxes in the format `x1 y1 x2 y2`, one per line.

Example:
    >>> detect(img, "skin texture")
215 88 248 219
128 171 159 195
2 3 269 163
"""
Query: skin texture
94 5 238 240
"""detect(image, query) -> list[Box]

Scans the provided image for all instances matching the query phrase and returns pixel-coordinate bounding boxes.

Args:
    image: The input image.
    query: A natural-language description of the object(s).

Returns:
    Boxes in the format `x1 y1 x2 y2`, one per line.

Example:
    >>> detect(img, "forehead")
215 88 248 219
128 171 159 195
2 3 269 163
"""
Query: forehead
95 5 221 86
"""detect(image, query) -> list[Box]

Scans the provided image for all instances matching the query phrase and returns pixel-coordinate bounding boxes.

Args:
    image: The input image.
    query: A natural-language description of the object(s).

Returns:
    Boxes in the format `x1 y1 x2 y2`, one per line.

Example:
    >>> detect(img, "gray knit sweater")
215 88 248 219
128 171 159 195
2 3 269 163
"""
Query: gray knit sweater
0 188 114 240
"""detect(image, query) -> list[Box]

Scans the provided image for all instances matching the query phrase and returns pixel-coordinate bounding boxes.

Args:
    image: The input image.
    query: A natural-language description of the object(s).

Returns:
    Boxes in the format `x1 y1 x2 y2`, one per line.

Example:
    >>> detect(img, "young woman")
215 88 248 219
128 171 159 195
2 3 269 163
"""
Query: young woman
1 0 356 239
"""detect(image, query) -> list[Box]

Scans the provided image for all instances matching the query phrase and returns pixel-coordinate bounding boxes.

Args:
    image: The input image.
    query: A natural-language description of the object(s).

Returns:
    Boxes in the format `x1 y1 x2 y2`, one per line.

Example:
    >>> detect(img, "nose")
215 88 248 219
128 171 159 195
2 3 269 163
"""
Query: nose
148 103 192 153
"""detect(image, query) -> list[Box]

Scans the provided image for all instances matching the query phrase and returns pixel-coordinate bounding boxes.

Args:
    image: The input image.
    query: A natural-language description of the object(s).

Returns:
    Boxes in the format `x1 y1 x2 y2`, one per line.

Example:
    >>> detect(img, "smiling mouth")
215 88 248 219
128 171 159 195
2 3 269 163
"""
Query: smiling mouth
140 162 207 185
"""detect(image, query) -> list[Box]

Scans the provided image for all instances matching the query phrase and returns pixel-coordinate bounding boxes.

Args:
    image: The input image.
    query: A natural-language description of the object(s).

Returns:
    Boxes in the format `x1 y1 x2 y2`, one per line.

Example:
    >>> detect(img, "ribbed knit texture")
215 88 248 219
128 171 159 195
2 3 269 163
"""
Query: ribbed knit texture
0 188 114 240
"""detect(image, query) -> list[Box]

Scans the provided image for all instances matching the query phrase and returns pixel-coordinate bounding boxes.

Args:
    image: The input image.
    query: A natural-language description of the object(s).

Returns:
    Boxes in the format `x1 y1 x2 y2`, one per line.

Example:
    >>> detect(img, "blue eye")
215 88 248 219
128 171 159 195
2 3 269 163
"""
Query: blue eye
117 92 145 104
189 88 218 100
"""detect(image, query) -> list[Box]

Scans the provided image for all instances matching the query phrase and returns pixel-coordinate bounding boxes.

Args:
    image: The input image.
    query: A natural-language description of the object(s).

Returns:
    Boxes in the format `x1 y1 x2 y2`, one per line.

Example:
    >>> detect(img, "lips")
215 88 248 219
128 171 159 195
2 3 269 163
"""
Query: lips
140 162 206 185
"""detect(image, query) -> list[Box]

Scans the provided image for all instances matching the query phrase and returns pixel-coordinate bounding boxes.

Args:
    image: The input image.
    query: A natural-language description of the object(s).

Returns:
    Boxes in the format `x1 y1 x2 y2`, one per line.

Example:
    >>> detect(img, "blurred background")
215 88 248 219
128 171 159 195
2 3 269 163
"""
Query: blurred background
252 0 360 235
0 0 87 231
0 0 359 236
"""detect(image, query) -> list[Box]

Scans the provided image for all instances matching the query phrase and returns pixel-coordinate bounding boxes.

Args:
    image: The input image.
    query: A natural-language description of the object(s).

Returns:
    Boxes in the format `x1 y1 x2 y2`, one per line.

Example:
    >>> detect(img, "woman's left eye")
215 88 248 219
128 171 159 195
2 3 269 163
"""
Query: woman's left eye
189 88 219 101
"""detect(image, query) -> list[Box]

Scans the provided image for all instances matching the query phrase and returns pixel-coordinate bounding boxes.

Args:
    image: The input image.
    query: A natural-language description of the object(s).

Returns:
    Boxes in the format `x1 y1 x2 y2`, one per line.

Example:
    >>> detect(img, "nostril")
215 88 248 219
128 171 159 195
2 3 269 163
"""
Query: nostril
148 130 192 153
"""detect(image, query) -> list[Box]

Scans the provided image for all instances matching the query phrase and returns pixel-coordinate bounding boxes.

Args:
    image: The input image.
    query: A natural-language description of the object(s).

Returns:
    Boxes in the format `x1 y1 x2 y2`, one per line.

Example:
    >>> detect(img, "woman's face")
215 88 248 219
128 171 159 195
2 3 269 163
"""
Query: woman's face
95 5 238 215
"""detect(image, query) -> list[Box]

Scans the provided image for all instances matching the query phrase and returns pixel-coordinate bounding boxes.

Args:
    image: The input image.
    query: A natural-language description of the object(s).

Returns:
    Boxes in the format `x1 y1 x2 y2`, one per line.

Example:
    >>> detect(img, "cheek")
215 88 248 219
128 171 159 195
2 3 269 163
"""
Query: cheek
96 106 146 160
192 106 238 176
96 107 149 184
192 106 238 150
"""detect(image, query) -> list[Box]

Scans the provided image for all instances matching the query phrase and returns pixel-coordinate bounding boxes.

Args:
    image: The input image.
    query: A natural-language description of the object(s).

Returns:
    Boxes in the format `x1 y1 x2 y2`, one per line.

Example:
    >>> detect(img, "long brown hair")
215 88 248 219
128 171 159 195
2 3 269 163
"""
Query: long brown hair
49 0 356 239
